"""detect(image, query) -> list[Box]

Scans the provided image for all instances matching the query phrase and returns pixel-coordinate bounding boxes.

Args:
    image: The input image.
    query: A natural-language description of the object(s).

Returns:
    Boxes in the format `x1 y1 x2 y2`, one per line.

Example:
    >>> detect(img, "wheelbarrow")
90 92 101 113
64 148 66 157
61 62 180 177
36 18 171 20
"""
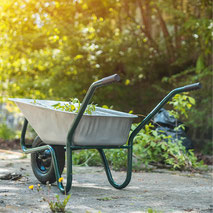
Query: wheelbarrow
10 74 201 194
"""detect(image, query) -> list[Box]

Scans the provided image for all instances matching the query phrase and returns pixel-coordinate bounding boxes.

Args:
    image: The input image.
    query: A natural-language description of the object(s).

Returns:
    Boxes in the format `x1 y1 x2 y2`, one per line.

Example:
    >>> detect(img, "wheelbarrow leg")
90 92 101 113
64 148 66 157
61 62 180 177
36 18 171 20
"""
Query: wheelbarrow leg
55 145 73 194
98 147 133 189
64 146 73 194
53 145 73 194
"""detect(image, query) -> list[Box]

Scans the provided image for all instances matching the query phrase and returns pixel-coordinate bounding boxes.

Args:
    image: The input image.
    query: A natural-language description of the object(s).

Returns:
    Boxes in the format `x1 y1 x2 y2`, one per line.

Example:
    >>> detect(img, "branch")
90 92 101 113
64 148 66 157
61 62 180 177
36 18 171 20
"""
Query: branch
135 0 159 52
173 0 181 49
154 5 175 62
137 0 149 33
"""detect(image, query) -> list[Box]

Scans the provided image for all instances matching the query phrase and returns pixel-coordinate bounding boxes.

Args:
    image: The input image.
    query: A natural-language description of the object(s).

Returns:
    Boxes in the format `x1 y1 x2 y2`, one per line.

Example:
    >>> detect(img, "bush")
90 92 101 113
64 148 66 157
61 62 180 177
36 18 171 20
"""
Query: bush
0 123 16 140
73 148 127 171
132 123 204 171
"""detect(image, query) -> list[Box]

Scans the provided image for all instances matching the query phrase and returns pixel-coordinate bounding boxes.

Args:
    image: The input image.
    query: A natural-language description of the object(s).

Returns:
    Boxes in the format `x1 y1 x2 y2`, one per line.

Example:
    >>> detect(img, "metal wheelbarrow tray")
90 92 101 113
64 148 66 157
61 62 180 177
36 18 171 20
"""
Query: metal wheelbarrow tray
10 74 201 194
10 99 137 146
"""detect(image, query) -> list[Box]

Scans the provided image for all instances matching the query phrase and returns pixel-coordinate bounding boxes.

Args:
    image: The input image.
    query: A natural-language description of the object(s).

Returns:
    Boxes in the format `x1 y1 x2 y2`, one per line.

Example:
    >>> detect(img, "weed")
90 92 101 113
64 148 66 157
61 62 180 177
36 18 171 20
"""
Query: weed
147 208 163 213
20 153 27 159
29 179 71 213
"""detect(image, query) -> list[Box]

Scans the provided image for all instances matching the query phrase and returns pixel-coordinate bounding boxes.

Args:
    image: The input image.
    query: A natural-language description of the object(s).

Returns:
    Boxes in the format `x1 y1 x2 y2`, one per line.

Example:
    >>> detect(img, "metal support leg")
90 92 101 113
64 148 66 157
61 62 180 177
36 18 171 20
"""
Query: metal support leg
64 146 73 194
98 147 133 189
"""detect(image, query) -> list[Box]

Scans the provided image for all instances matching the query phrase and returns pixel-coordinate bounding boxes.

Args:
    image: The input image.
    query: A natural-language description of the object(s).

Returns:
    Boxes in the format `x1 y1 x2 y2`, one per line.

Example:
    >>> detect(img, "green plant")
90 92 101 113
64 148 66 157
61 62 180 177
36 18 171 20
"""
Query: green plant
201 141 213 155
0 123 16 140
146 208 163 213
73 149 102 167
47 194 71 213
31 98 96 114
168 93 196 119
132 93 205 171
73 148 127 171
29 179 71 213
52 98 96 115
132 123 205 171
19 153 27 159
97 197 113 201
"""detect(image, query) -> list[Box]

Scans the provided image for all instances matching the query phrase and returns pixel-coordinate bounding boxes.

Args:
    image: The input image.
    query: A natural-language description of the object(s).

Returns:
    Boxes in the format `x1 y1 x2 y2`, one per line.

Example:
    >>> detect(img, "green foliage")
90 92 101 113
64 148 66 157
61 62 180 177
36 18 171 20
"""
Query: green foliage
0 0 211 151
0 0 211 101
168 93 195 119
147 208 163 213
132 123 204 171
32 98 96 114
0 123 16 140
52 98 96 114
47 194 71 213
73 148 127 171
132 93 205 170
73 149 102 167
201 141 213 155
29 182 71 213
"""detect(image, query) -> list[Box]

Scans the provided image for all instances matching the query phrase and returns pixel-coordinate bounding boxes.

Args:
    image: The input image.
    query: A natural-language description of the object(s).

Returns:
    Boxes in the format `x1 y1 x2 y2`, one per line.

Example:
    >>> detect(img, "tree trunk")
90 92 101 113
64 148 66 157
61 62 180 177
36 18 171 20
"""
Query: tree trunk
155 5 175 62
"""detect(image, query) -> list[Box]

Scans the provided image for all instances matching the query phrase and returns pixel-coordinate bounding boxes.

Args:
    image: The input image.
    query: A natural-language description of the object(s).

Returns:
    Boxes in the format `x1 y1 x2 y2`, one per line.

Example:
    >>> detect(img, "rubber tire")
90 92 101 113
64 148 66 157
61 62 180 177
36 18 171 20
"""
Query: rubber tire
31 136 65 184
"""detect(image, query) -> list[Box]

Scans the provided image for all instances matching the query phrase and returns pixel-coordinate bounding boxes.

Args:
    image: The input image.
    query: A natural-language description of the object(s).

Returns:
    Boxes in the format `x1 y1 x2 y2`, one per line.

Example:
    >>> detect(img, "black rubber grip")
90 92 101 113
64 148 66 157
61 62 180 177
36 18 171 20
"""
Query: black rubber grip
99 74 120 84
182 83 202 92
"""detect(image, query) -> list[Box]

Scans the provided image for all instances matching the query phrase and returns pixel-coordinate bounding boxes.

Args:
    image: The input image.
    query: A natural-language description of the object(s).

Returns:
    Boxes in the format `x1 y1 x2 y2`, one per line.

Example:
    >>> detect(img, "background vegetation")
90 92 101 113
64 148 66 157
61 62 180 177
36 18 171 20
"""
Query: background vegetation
0 0 212 153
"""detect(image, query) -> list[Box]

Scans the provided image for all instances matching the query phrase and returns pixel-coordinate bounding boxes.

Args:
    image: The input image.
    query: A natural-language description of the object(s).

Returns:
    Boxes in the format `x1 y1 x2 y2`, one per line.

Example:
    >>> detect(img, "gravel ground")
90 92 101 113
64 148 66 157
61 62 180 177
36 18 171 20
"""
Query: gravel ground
0 149 212 213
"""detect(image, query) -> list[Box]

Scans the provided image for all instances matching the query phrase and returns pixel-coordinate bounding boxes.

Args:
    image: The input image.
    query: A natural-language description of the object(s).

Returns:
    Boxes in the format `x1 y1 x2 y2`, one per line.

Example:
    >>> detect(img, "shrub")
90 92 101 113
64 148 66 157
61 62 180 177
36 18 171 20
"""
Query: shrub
0 123 16 140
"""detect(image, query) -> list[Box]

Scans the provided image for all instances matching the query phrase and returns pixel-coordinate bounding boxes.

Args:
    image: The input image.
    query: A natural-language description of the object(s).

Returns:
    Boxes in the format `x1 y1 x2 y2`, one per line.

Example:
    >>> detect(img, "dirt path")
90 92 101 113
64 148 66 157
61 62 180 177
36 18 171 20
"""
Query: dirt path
0 150 212 213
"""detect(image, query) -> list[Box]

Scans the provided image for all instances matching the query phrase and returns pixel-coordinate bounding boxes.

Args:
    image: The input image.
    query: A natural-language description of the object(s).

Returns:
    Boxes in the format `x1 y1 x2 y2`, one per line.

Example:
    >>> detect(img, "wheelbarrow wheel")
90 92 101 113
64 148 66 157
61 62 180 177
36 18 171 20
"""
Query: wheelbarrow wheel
31 136 65 184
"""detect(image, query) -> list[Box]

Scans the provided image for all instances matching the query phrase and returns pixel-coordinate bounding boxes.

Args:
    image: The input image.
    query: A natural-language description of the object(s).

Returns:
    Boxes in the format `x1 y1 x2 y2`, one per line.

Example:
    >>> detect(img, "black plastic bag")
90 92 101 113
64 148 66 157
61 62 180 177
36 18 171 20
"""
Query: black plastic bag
154 108 192 150
154 108 183 129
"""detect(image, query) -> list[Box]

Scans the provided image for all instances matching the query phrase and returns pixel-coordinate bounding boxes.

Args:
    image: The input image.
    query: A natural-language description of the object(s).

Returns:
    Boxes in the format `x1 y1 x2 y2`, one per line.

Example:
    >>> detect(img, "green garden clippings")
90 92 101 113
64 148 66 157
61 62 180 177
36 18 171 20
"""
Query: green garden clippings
52 98 96 115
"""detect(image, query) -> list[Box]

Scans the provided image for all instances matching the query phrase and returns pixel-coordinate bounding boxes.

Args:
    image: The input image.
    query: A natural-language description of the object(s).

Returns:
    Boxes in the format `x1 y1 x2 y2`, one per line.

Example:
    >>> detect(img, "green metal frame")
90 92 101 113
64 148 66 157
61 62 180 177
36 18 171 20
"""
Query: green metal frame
20 76 201 194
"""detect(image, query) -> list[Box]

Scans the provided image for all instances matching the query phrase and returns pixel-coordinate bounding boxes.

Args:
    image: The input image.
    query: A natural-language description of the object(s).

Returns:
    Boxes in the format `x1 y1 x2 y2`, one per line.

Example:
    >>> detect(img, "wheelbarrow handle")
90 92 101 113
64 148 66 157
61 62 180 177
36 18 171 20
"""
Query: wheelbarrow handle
94 74 120 87
181 82 202 92
128 82 202 143
67 74 120 146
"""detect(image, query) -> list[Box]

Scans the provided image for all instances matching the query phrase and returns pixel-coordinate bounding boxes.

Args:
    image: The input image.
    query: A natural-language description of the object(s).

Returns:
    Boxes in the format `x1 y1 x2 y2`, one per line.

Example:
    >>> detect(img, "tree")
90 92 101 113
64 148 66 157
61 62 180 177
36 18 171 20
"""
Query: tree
0 0 212 150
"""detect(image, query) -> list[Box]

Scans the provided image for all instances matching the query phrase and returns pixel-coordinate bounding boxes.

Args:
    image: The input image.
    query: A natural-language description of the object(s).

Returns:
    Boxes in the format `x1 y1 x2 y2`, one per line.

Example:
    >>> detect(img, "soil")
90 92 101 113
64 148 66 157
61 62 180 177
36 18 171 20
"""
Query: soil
0 139 33 151
0 147 212 213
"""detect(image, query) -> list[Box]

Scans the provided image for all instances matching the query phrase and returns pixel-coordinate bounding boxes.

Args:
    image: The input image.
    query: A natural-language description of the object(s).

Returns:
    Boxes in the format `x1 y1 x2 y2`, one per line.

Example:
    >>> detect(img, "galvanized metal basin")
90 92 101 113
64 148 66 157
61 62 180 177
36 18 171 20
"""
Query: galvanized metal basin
10 98 137 146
